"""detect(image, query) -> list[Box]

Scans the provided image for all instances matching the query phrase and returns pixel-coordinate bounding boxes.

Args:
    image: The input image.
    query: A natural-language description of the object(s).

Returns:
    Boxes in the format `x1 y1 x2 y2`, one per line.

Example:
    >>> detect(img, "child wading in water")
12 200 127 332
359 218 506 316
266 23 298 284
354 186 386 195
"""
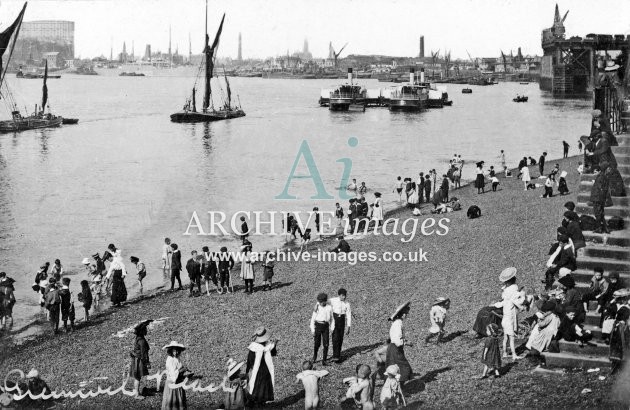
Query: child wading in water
425 297 450 344
130 256 147 290
296 360 329 409
393 176 404 202
479 323 502 378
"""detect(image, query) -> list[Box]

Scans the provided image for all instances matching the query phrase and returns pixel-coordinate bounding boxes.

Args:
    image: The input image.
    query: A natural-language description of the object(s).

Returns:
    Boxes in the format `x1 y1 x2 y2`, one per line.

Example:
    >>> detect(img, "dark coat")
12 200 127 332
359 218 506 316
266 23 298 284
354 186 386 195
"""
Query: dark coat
218 253 234 273
566 220 586 249
440 178 449 192
332 239 351 253
592 138 617 168
171 250 182 271
590 173 610 203
539 155 545 168
424 179 431 193
359 202 369 217
186 258 201 279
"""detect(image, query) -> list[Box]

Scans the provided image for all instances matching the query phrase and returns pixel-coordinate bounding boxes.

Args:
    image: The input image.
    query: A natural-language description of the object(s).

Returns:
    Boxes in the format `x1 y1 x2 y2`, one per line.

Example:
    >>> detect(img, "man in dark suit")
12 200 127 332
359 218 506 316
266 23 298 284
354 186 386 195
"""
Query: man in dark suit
417 173 425 203
186 250 202 297
330 235 351 253
348 199 358 234
588 132 617 169
358 197 369 231
170 243 183 291
424 174 431 203
440 175 450 202
590 165 611 234
538 152 547 176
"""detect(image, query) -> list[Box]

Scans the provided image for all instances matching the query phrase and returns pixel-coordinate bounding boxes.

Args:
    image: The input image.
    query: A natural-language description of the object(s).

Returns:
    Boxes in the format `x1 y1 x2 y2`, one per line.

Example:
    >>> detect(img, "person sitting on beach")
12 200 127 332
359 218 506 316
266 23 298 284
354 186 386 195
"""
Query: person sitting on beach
563 211 585 252
301 229 312 251
528 156 537 166
373 339 391 380
540 174 554 198
340 364 374 410
543 233 576 290
557 306 593 345
431 198 461 214
523 301 560 356
581 268 605 313
16 369 52 407
557 171 569 195
425 297 450 344
296 360 329 410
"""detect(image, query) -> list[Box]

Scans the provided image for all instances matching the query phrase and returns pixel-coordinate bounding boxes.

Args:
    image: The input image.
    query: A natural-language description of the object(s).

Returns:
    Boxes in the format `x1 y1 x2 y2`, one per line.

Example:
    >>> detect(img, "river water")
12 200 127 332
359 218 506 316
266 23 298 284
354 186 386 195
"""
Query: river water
0 72 591 338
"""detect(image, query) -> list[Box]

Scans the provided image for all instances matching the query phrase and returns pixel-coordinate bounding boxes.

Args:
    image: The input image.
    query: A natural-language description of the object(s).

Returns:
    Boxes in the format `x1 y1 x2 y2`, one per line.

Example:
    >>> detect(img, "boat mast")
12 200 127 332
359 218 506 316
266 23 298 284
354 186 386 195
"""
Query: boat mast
192 87 196 112
41 60 48 113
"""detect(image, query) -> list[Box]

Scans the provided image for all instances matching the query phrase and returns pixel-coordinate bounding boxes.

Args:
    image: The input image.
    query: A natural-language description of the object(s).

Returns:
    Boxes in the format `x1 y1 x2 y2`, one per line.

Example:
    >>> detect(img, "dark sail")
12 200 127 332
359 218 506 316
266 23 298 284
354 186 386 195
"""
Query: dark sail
0 3 27 89
202 14 225 111
192 87 196 112
42 60 48 112
224 72 232 108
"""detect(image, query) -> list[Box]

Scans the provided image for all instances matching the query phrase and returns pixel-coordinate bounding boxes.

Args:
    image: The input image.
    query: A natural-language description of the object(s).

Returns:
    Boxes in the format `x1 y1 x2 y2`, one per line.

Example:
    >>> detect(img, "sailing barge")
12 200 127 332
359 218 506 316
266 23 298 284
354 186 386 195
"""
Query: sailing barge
0 3 63 133
170 9 244 123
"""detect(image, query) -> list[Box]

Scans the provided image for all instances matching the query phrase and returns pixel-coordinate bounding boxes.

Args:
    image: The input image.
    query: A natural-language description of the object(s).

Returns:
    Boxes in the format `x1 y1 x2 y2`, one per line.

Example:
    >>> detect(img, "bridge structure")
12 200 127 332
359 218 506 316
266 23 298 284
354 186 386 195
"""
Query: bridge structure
540 5 629 98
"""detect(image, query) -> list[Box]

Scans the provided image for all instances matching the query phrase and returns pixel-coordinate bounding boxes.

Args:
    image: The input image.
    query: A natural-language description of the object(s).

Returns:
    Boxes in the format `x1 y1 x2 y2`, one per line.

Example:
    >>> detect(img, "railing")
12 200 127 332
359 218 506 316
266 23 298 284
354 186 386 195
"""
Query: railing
594 85 624 134
330 92 365 99
390 92 420 100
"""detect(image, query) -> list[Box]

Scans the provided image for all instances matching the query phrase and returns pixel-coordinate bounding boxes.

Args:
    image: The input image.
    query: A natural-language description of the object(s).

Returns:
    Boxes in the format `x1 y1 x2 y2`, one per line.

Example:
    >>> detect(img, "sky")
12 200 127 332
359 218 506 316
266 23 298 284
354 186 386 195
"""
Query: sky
1 0 630 60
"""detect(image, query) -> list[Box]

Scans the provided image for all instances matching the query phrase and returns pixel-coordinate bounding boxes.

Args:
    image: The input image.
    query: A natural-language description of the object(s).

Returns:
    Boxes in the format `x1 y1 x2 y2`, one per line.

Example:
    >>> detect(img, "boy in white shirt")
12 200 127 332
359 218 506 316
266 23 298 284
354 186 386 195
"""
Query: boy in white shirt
310 293 334 365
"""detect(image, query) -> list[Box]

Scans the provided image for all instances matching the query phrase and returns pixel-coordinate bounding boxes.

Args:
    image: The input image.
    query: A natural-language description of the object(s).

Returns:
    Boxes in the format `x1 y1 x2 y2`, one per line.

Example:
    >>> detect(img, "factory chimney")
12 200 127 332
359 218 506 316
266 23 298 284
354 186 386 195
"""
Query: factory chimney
419 36 425 58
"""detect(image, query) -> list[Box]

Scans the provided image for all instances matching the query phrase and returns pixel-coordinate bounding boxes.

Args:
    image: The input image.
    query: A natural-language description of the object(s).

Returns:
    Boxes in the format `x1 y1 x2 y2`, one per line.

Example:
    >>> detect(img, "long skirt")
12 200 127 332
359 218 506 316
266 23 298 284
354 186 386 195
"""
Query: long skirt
111 270 127 304
129 357 149 381
473 306 502 336
609 321 629 362
162 384 187 410
474 174 485 188
385 344 412 383
607 168 627 197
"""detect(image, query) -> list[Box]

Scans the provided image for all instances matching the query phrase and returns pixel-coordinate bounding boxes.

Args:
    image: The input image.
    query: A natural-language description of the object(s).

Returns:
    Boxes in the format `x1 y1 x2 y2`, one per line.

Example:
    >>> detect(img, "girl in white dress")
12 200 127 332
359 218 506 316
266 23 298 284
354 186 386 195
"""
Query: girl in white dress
493 267 525 360
372 192 384 226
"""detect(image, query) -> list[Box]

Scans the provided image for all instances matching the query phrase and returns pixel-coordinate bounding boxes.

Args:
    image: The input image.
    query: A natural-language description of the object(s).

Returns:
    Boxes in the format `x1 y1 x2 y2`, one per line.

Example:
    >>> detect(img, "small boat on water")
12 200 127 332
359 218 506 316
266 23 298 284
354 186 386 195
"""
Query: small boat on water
120 72 145 77
519 82 529 85
513 95 528 102
462 88 472 94
328 68 366 112
170 6 245 123
0 4 63 133
62 118 79 124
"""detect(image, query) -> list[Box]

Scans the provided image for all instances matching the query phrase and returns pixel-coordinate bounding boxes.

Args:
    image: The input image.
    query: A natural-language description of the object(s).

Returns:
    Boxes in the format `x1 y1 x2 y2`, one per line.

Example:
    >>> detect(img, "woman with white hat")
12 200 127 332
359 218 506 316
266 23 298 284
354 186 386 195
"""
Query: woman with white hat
385 301 413 384
246 326 278 406
493 267 525 360
161 341 189 410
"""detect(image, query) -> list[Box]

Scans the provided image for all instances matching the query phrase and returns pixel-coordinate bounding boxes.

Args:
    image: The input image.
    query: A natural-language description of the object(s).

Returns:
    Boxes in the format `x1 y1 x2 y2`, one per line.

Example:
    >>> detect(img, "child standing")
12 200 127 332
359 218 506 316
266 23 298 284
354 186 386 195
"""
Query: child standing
58 277 75 332
161 341 189 409
393 176 404 202
222 358 247 410
520 165 531 191
262 251 275 291
296 360 329 409
541 174 554 198
425 297 450 344
480 324 502 378
130 256 147 289
77 280 93 322
380 365 405 409
558 171 569 195
162 238 172 274
491 176 500 192
335 203 345 227
301 229 312 251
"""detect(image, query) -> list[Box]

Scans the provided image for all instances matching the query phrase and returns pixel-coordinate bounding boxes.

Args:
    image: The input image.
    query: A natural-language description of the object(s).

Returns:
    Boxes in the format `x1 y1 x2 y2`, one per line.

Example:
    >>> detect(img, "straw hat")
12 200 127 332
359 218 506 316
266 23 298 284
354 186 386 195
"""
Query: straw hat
605 63 620 72
499 267 517 282
162 341 186 351
26 369 39 378
81 258 91 265
253 326 270 343
385 364 400 377
389 301 411 321
226 358 244 378
433 297 450 306
613 288 630 298
134 319 153 332
558 267 572 278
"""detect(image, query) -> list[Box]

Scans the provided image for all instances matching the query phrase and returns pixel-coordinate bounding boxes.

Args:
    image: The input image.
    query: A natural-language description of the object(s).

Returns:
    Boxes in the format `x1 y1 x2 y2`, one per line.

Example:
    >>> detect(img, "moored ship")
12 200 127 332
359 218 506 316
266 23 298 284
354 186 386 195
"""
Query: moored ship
328 68 366 112
388 68 428 111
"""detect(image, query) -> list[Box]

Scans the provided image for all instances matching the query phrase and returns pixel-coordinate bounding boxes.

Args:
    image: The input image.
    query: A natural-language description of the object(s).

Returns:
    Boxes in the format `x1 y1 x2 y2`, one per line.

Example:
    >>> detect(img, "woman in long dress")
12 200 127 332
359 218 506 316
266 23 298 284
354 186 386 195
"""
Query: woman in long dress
385 302 412 384
161 341 188 410
474 162 485 194
129 320 152 399
246 326 277 406
372 192 384 226
105 250 127 306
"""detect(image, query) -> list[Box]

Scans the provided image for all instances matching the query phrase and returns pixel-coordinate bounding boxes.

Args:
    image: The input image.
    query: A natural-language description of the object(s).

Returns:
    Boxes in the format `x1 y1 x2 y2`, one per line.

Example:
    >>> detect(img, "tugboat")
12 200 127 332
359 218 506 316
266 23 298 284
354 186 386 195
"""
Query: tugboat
513 95 528 102
170 4 244 123
388 68 428 111
0 4 63 133
328 68 366 112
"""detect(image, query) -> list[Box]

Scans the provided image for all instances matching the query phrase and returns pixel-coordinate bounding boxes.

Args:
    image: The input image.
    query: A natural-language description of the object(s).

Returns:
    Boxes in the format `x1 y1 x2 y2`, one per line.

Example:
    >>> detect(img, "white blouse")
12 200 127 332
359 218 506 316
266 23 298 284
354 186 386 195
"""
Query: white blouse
165 356 182 383
106 254 127 279
389 319 404 347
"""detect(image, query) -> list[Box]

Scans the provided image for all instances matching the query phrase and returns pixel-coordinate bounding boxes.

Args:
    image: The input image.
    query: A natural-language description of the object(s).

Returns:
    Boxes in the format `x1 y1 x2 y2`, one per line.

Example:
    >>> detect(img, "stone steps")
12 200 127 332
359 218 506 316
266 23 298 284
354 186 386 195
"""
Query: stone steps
583 231 630 247
576 203 629 218
571 269 630 285
578 194 629 206
576 255 630 272
584 311 601 327
542 352 611 368
582 244 630 260
558 340 609 356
